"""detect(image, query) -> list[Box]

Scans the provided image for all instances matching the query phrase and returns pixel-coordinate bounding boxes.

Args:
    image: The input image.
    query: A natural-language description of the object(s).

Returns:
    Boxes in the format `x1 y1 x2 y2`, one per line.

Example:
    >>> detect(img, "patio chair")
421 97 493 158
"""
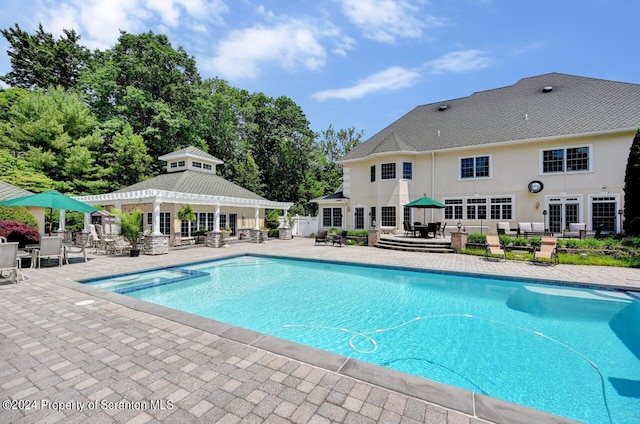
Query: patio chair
485 235 507 261
35 236 64 268
420 222 439 238
332 230 349 247
403 221 416 237
0 242 23 283
94 224 115 255
438 222 447 238
315 230 328 245
532 236 559 265
563 223 586 239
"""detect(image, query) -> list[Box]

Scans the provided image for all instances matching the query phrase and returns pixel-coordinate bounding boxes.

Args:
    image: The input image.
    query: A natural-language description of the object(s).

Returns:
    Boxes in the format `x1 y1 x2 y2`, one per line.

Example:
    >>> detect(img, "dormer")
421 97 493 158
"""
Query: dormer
158 146 224 175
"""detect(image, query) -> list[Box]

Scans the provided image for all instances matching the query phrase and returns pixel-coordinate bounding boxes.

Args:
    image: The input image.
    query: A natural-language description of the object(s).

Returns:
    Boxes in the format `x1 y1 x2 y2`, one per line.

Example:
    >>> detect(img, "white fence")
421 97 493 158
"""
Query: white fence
278 215 318 237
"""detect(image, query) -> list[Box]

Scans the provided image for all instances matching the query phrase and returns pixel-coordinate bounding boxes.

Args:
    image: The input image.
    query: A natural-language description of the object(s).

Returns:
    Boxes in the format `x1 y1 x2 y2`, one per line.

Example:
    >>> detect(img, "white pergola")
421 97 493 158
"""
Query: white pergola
71 189 293 235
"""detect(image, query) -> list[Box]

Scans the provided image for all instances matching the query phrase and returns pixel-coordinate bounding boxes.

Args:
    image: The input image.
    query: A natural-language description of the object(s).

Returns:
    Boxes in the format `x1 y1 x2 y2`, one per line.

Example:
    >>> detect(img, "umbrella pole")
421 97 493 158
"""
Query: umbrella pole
49 208 53 236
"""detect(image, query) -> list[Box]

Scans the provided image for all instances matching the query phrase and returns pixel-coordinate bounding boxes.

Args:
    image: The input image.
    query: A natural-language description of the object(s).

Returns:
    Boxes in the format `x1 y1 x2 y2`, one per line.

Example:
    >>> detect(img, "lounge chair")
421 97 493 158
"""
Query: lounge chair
485 235 507 261
533 236 559 265
315 230 328 245
332 230 349 247
496 222 517 236
563 223 586 239
0 242 23 283
35 236 64 268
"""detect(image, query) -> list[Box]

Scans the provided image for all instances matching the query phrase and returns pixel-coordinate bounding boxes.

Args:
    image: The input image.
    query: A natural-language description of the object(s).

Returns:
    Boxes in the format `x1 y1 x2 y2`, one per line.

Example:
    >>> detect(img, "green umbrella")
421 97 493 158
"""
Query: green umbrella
405 195 445 223
405 196 445 208
0 190 98 235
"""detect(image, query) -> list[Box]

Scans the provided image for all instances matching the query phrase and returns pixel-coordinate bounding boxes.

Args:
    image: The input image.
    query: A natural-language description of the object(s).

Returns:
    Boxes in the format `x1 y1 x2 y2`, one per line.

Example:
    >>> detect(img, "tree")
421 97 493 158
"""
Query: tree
2 87 107 193
1 23 90 89
624 129 640 235
79 31 204 172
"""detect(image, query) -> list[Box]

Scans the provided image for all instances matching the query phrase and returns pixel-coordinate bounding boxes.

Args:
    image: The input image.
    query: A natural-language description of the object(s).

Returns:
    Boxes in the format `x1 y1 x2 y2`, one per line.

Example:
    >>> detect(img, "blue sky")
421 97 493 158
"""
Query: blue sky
0 0 638 139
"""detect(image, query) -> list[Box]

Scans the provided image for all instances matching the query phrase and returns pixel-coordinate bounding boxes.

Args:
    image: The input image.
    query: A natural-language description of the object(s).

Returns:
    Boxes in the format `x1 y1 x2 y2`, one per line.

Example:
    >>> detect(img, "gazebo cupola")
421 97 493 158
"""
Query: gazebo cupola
158 146 224 175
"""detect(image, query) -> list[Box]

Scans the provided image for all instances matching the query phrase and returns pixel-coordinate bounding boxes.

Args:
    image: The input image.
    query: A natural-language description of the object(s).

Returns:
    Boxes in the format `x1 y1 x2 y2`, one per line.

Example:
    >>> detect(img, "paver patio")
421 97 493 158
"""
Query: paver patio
1 237 638 423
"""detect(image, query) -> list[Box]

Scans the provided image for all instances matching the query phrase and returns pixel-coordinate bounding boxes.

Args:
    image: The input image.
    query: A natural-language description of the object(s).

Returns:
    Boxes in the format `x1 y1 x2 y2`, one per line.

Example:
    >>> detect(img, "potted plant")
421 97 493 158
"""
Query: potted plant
112 208 143 256
178 204 196 237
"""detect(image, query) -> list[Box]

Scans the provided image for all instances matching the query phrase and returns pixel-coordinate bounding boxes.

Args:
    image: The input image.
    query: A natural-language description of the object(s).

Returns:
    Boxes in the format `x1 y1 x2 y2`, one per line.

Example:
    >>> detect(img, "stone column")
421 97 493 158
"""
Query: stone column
450 232 468 252
143 234 169 255
205 231 225 248
367 229 380 247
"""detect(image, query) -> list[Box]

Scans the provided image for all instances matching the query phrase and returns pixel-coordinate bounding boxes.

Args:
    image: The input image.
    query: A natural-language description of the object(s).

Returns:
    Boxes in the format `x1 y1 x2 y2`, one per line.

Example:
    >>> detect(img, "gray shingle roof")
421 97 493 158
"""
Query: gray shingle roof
113 170 268 201
158 146 223 163
341 73 640 161
0 180 32 201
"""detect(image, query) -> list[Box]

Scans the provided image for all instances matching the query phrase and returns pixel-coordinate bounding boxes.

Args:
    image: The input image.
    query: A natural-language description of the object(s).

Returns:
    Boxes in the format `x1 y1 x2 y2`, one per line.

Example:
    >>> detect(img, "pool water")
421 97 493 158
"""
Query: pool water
83 255 640 423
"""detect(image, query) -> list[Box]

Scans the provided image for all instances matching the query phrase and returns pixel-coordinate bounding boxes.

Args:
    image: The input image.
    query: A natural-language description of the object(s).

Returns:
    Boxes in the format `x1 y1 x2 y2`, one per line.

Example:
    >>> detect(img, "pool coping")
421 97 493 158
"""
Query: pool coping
65 252 594 424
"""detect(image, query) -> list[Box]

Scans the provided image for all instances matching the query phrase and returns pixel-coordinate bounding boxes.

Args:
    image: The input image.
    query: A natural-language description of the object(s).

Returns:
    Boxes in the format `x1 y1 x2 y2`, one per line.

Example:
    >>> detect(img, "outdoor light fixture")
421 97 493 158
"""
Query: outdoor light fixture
457 220 462 232
372 219 376 229
528 180 544 193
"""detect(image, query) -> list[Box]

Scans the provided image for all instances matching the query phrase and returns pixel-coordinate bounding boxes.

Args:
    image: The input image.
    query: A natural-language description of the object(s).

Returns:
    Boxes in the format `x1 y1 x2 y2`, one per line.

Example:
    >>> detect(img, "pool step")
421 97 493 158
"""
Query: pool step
375 238 455 253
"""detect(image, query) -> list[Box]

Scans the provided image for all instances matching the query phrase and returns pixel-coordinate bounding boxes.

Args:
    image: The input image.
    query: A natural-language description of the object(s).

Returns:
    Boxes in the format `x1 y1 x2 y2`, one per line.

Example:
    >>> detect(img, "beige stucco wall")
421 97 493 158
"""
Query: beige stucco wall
337 131 632 233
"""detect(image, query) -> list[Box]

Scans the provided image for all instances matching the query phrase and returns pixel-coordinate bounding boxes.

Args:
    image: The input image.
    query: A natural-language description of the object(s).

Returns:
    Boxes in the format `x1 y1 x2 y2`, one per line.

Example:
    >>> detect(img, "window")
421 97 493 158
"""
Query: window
220 214 227 230
592 197 616 232
180 219 197 236
381 206 396 227
381 163 396 180
402 162 413 180
543 146 590 173
370 165 376 182
322 208 342 227
192 161 202 168
466 198 487 219
170 162 178 168
460 156 490 179
445 197 512 220
147 212 171 235
354 208 364 230
177 160 185 167
403 206 411 224
490 197 513 220
445 199 463 220
370 206 376 228
203 163 212 170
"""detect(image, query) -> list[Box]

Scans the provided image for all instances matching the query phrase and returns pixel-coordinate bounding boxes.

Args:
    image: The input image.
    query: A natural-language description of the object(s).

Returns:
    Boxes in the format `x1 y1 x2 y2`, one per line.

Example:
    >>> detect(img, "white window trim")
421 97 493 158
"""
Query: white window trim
401 162 413 180
458 154 492 180
381 162 397 181
539 144 593 175
443 195 515 220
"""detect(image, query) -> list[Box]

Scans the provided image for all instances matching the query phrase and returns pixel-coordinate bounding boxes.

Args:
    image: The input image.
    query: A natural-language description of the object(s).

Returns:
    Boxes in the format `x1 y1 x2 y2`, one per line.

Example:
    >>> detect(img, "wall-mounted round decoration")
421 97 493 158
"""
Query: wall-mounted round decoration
528 180 544 193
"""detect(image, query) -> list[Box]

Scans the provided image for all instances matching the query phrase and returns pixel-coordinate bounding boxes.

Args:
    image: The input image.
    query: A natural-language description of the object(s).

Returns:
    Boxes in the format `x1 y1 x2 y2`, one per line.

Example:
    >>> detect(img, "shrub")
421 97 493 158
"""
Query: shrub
0 205 38 228
347 230 368 237
0 220 40 247
466 233 486 244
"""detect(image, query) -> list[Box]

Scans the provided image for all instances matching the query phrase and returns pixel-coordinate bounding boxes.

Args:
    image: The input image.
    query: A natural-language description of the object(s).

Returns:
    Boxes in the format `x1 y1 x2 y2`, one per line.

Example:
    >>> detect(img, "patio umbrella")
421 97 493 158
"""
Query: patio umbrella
405 195 445 223
0 190 98 235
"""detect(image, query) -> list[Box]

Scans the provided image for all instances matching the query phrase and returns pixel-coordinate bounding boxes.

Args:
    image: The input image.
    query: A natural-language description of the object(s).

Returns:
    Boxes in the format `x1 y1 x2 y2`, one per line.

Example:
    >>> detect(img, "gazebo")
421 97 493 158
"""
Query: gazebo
74 146 292 254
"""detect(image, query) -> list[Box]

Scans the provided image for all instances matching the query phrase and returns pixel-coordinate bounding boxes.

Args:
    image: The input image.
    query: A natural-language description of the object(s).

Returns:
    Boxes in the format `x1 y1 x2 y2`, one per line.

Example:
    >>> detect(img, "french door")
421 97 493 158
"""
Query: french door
547 196 581 233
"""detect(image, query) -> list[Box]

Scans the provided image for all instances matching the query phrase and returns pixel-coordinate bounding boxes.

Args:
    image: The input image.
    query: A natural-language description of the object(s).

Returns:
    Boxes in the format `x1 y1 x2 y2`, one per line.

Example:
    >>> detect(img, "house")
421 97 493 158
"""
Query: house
75 146 292 251
315 73 640 235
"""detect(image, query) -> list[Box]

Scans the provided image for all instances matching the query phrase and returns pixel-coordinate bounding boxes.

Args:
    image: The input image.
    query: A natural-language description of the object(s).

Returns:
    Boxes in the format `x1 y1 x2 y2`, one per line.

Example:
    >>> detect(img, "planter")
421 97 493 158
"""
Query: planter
129 249 140 257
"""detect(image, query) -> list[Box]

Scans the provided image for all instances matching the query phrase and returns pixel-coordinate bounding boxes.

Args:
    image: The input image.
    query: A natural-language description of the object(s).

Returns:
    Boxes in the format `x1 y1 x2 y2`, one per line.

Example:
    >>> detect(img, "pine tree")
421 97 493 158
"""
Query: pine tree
623 129 640 235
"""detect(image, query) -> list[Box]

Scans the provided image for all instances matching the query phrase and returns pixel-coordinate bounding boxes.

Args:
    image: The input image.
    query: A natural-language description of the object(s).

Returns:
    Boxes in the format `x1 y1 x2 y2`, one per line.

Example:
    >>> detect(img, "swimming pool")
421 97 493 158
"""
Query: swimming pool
82 255 640 423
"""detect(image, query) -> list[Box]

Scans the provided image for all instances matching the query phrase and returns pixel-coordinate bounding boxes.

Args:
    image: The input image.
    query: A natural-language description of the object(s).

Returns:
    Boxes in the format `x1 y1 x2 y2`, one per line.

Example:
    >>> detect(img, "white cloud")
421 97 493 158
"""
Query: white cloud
512 41 544 55
312 66 420 101
425 50 491 73
337 0 445 43
204 17 351 80
35 0 227 50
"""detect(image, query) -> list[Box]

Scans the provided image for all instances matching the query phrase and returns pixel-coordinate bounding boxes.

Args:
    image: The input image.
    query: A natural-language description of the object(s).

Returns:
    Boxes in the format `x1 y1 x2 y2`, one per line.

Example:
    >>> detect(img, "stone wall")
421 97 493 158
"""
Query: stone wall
143 234 169 255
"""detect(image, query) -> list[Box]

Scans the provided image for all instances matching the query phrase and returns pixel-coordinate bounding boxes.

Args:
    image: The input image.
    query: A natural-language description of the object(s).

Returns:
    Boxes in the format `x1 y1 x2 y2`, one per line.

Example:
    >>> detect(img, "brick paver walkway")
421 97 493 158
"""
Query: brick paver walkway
1 238 638 423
